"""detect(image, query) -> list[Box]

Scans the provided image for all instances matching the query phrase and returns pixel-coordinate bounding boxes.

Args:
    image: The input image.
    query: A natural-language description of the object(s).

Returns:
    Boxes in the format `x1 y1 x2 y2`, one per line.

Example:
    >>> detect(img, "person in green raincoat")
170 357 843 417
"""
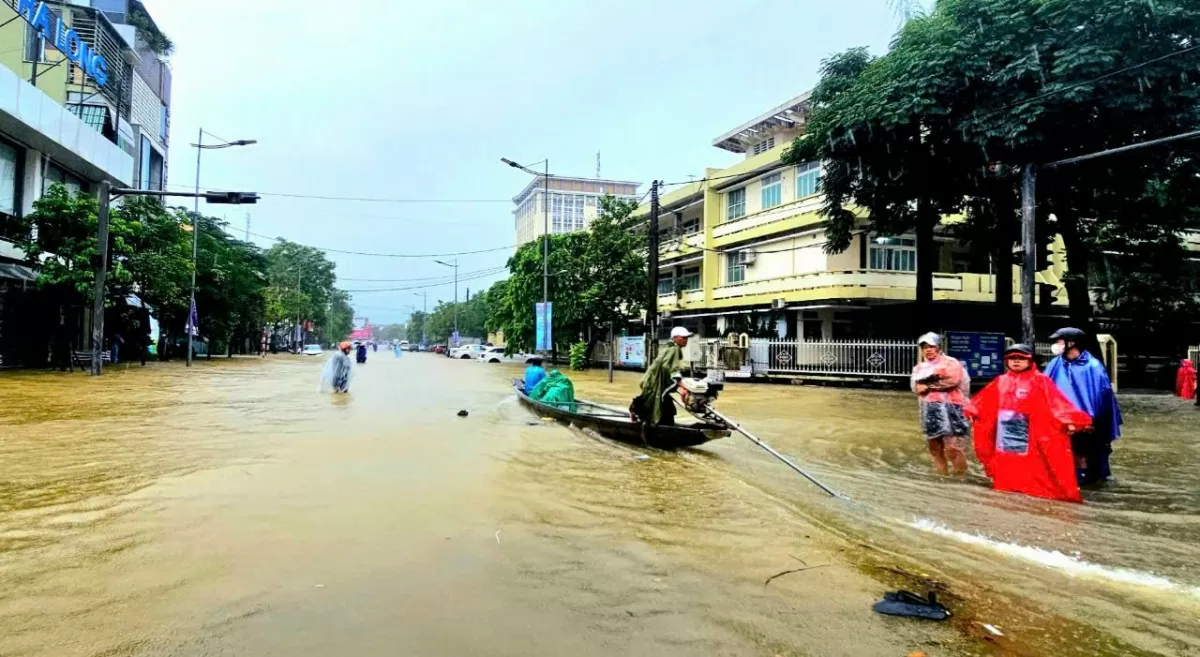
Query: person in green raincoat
632 326 692 425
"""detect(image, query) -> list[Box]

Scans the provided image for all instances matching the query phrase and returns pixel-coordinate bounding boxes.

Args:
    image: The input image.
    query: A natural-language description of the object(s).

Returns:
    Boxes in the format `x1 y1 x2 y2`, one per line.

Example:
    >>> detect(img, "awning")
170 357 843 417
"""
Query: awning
0 262 37 282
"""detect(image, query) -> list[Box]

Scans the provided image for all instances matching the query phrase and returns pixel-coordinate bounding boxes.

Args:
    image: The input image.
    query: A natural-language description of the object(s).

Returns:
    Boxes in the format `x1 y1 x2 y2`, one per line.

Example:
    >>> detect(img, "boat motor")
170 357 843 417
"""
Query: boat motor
677 377 723 415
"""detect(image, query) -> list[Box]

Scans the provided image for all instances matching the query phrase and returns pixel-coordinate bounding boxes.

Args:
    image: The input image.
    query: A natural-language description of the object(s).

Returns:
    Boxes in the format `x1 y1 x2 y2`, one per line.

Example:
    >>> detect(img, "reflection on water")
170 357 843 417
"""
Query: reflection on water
0 358 1196 656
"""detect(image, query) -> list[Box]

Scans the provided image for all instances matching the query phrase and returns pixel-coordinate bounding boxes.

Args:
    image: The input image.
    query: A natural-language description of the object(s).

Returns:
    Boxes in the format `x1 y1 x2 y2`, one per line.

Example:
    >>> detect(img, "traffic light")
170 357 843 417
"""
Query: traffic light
204 191 259 205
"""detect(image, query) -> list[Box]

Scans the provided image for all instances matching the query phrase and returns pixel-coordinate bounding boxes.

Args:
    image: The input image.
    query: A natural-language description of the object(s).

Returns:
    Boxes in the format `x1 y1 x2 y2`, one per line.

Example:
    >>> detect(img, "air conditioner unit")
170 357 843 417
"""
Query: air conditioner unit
771 298 786 310
738 251 757 265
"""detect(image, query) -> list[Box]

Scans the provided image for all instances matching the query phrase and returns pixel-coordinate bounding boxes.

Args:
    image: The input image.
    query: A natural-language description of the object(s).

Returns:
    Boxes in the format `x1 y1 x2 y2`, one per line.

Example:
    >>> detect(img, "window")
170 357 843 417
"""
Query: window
761 173 782 209
796 161 821 199
726 252 746 284
727 188 746 220
0 140 22 240
139 136 153 190
550 193 586 233
657 274 675 295
680 266 701 291
869 236 917 272
160 104 169 145
43 163 85 197
680 216 701 235
752 136 776 156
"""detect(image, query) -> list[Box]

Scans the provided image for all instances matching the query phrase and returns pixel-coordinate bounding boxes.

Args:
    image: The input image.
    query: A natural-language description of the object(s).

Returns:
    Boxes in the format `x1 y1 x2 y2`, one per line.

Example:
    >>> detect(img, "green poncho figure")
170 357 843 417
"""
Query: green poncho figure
633 327 692 425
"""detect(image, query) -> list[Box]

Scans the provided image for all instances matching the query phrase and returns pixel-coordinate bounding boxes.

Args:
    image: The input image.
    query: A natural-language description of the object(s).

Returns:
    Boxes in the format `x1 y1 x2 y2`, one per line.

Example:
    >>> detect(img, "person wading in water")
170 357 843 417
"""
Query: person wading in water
911 333 971 475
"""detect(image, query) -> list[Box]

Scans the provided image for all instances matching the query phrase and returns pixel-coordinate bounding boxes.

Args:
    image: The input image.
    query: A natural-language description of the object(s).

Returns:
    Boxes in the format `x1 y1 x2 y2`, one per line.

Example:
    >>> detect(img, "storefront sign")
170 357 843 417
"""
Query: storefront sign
17 0 109 87
946 331 1005 379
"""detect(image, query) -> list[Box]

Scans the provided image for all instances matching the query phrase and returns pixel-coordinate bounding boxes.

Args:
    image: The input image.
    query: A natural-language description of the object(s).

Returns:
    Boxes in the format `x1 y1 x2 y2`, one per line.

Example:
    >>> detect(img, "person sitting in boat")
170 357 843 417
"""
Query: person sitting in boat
524 357 547 394
631 326 691 426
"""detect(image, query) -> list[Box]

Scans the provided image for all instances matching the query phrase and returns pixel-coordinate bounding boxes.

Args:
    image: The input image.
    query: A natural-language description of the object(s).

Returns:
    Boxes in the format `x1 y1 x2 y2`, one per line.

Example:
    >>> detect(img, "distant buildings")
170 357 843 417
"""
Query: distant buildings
512 175 640 246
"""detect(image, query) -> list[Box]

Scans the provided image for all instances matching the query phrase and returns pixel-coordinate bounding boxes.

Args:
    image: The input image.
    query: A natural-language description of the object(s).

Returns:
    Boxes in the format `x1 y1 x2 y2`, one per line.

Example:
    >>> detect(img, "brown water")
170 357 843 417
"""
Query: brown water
0 356 1196 656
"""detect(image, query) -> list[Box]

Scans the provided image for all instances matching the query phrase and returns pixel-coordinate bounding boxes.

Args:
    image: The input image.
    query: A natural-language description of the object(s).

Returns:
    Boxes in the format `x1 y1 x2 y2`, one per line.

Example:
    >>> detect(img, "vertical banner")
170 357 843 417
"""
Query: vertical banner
535 302 553 351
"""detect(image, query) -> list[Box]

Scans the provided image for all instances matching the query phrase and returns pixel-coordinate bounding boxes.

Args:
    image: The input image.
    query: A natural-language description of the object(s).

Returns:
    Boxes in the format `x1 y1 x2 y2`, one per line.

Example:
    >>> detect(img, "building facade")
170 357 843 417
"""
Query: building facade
0 0 170 365
643 92 1070 341
513 175 639 246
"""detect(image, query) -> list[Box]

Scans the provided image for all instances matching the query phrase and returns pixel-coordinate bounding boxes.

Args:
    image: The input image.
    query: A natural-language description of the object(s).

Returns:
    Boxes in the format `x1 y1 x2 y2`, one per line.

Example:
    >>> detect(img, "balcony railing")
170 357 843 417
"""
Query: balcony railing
713 194 824 242
712 270 1000 301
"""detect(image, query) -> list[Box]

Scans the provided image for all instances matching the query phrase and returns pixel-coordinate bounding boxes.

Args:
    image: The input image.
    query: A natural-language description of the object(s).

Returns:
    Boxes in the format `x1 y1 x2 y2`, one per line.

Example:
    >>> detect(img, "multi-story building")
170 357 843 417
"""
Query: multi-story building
0 0 170 364
513 175 640 246
644 92 1069 340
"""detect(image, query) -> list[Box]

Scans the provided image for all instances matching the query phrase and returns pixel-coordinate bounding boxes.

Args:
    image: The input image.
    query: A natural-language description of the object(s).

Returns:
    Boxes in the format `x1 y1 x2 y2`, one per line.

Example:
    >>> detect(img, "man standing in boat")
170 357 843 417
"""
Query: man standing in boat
632 327 692 426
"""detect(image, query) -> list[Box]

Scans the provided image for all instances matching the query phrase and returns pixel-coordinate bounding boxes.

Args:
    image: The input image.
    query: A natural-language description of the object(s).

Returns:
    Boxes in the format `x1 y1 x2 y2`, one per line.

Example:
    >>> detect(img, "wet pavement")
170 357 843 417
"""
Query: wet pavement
0 354 1197 656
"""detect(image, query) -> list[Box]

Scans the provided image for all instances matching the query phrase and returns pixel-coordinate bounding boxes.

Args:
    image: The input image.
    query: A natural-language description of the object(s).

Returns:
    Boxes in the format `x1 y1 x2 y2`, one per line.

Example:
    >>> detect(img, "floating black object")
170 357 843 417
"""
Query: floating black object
872 590 949 621
457 410 469 417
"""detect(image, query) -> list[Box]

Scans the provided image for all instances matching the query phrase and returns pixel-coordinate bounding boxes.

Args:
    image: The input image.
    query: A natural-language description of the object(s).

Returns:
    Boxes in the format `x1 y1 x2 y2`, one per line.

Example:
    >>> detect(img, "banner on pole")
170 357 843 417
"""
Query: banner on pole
186 299 199 336
535 302 553 351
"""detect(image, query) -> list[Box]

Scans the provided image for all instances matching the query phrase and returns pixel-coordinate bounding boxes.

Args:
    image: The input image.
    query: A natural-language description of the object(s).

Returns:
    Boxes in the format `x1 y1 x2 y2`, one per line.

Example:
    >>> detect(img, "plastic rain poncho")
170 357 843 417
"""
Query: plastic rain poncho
320 350 353 393
911 354 971 439
1044 351 1122 483
1176 359 1196 400
635 341 684 425
968 364 1092 502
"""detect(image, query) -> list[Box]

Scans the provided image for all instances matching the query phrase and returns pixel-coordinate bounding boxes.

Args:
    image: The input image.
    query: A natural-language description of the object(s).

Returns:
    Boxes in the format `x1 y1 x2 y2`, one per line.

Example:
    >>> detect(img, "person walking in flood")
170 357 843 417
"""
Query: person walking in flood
968 344 1091 502
355 342 368 364
631 326 692 426
1044 328 1122 484
320 341 354 393
911 333 971 475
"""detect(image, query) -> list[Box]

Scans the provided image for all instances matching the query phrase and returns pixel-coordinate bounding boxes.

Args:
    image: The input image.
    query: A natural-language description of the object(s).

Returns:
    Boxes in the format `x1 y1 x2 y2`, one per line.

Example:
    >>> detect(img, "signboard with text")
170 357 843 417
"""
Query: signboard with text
619 336 645 367
535 302 553 351
946 331 1005 379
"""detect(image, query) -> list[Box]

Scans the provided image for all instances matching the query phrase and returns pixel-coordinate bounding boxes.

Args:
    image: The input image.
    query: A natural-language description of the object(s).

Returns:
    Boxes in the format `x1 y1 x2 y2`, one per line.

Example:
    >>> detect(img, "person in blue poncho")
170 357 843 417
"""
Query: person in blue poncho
524 357 547 394
1044 327 1122 484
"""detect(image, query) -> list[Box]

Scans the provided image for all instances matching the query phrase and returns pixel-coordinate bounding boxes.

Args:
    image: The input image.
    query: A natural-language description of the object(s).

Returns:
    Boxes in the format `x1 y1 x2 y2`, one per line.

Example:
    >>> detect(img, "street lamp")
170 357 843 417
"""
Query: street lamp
186 128 256 367
434 259 458 339
501 157 550 317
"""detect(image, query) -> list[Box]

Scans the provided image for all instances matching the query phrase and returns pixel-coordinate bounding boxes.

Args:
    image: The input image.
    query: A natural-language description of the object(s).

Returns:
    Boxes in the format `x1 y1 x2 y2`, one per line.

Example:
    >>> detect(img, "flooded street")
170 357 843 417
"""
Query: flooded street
1 356 1197 656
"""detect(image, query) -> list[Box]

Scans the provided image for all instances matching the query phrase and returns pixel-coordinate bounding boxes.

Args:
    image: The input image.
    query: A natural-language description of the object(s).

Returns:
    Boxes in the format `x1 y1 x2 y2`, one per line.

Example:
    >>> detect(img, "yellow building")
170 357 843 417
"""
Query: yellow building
513 176 640 246
644 92 1068 340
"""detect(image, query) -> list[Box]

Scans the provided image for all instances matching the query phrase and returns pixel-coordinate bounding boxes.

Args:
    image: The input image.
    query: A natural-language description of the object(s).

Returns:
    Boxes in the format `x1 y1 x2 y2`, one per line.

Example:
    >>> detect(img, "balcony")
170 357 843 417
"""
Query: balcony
712 194 825 246
657 289 704 312
708 269 1064 307
660 230 704 259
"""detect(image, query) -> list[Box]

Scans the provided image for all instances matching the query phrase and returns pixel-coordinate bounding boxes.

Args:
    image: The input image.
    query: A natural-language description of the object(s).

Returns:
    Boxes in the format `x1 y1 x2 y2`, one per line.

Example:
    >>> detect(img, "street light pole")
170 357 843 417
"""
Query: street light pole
186 129 257 367
501 157 552 356
434 259 459 337
413 292 427 344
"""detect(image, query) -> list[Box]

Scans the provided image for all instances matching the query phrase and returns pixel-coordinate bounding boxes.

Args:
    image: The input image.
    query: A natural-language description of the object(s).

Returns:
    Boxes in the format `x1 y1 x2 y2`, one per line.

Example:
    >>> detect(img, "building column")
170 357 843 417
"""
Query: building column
20 147 43 216
820 308 835 341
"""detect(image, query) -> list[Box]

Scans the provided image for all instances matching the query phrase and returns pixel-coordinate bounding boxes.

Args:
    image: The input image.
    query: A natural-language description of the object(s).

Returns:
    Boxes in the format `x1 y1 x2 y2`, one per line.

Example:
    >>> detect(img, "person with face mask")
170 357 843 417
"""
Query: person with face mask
1043 328 1122 484
967 344 1091 502
910 333 971 474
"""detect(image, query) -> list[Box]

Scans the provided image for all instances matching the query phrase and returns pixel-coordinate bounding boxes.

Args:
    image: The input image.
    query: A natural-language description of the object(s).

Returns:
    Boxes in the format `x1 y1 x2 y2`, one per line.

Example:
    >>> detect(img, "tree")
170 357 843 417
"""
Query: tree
263 240 339 346
374 323 407 342
407 311 427 344
490 195 647 354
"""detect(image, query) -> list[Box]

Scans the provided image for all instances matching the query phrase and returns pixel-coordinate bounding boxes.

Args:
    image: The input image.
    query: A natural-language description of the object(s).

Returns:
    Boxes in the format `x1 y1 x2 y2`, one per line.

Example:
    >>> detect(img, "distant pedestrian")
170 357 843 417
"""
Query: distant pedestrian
911 333 971 475
110 332 124 365
1176 358 1196 400
321 341 354 393
1044 328 1122 484
356 342 368 364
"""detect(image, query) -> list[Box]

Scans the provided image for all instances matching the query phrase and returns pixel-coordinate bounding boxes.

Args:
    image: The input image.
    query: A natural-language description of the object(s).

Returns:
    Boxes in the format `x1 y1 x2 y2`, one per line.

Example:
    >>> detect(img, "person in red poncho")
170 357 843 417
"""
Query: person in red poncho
967 344 1092 503
1177 359 1197 400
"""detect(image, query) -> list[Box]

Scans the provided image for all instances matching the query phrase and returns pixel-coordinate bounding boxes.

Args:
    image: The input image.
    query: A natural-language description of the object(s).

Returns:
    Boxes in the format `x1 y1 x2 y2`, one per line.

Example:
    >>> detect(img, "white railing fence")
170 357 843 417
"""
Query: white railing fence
752 338 917 378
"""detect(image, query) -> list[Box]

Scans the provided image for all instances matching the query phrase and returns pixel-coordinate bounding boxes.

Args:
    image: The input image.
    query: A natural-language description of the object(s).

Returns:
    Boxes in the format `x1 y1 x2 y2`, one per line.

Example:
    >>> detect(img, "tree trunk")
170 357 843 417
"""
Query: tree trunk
1055 209 1095 334
915 199 936 329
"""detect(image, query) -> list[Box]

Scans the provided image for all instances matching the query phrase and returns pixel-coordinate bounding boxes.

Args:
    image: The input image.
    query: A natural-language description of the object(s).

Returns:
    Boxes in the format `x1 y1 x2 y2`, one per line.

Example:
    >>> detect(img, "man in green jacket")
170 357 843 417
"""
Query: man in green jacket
634 326 692 425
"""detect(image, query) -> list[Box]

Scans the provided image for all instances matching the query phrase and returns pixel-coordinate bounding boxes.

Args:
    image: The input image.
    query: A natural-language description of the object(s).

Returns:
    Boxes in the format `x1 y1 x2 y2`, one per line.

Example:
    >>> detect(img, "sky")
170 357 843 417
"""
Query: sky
144 0 906 325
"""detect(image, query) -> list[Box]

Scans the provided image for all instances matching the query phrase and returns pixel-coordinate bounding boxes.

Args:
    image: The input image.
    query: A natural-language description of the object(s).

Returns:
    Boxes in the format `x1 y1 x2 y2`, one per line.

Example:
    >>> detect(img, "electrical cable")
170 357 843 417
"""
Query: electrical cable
240 228 516 258
341 267 508 293
165 182 510 204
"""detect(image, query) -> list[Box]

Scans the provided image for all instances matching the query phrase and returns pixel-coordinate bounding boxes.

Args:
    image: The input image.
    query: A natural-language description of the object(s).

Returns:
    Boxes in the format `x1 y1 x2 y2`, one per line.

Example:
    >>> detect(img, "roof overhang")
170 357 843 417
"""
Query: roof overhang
712 91 812 154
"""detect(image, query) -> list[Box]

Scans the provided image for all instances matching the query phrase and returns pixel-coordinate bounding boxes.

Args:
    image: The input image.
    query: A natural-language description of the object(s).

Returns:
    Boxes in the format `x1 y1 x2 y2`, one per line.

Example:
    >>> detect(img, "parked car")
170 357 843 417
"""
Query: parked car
450 344 488 360
408 343 422 352
302 344 324 356
399 340 409 351
433 345 447 355
477 346 534 364
173 336 210 359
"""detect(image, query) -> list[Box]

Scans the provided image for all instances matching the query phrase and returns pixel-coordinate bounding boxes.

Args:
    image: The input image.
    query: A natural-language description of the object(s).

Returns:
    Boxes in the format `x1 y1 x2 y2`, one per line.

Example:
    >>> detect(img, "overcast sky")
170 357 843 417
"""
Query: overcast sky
145 0 904 325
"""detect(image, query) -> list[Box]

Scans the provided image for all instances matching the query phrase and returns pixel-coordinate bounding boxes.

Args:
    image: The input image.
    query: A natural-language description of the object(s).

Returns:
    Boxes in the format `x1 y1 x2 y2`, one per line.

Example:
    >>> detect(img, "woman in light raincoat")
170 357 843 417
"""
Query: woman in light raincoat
320 341 354 393
911 332 971 474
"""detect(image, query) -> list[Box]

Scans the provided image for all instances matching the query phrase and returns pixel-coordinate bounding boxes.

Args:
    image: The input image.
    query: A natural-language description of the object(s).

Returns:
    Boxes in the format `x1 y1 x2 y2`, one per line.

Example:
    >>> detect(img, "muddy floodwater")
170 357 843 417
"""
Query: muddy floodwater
1 355 1197 656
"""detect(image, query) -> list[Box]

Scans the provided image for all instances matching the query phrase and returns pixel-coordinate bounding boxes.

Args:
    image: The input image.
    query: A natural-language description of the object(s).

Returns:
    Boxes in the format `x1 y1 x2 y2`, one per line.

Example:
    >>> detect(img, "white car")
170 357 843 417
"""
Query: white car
302 344 324 356
449 344 489 360
477 346 534 364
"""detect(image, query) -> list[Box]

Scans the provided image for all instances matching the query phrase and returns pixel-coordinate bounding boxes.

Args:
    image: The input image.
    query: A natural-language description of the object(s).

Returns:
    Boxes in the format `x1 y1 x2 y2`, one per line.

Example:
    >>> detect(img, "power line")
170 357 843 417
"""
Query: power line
165 182 510 204
338 266 511 283
341 267 507 293
241 228 516 258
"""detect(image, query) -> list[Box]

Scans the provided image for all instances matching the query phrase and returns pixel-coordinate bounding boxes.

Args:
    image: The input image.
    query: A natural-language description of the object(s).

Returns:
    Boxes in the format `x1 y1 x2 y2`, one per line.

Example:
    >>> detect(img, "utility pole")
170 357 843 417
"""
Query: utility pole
647 180 660 361
90 181 112 376
1020 165 1037 347
542 160 549 312
435 259 459 337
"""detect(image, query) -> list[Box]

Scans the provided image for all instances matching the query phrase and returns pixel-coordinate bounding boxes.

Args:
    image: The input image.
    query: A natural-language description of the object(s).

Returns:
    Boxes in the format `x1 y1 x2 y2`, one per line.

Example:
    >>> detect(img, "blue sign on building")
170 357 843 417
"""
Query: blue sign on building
946 331 1005 379
18 0 110 87
535 302 552 351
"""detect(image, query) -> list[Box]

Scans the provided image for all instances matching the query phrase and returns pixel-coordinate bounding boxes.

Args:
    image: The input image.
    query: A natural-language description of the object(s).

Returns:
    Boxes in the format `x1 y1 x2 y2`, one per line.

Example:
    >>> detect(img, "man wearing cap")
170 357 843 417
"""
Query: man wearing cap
911 333 971 474
632 327 692 425
1044 328 1122 484
967 344 1091 502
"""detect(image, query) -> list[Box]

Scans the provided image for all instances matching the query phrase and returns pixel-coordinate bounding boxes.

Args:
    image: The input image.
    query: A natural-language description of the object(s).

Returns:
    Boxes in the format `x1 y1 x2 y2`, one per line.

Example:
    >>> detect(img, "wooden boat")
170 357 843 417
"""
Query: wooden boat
513 380 729 449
